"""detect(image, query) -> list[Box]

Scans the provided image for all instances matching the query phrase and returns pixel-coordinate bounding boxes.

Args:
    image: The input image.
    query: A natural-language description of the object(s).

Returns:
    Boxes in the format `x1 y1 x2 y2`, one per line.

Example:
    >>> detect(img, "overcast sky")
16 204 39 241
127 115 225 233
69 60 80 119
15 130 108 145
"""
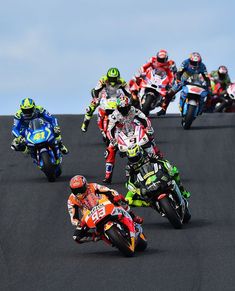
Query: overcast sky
1 0 234 115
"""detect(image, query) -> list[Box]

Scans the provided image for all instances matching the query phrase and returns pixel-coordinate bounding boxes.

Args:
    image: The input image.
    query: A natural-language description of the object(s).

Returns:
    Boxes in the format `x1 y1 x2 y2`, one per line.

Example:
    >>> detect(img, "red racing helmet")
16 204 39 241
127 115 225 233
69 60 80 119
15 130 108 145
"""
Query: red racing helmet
70 175 87 197
156 49 168 64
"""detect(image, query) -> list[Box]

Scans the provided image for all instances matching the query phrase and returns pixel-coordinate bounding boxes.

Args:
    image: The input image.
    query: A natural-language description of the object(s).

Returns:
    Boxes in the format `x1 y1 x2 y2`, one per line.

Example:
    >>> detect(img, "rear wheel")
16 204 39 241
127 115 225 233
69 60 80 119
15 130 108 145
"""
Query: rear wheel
158 196 182 229
41 152 56 182
182 104 196 129
106 225 134 257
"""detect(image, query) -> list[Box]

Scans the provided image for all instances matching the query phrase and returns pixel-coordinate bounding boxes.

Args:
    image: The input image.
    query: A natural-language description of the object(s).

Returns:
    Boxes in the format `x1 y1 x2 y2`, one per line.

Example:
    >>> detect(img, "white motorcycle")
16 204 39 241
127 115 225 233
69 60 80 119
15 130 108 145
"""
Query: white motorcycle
117 122 155 157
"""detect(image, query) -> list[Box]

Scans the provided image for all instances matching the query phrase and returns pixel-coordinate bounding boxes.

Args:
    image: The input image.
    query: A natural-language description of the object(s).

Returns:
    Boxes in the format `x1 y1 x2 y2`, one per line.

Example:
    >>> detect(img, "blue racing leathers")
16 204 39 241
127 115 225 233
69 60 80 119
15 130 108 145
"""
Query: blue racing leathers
172 59 211 92
171 59 211 114
12 106 58 138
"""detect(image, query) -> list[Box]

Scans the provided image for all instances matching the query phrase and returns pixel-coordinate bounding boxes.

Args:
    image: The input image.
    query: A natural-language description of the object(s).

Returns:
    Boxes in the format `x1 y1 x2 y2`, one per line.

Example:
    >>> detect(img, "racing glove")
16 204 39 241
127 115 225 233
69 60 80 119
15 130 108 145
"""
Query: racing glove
11 136 26 151
54 126 61 137
113 194 126 204
109 138 118 147
146 126 154 136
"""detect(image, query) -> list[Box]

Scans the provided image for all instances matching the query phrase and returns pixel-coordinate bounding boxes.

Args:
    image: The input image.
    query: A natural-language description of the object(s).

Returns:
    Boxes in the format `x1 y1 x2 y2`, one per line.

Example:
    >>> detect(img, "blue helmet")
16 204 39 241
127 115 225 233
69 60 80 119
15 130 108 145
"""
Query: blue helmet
20 98 35 117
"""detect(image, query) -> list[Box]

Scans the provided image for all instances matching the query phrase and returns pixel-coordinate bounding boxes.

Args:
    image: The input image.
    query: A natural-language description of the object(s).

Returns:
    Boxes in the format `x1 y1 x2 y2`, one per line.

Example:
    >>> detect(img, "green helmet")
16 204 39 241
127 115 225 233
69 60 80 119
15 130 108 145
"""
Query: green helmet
107 67 120 86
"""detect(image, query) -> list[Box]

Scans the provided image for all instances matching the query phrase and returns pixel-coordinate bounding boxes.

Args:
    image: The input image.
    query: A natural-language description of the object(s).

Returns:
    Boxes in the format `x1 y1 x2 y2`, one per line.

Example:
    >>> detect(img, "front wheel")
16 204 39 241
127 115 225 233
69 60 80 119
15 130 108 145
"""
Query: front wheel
55 165 62 178
141 94 154 116
183 206 191 224
182 104 197 129
214 101 227 112
105 225 134 257
41 151 56 182
158 196 182 229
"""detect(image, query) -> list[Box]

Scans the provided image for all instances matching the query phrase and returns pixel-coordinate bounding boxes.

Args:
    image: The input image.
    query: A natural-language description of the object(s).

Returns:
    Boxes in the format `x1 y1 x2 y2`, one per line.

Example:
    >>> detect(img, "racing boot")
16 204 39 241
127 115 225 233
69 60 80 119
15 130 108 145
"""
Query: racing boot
58 142 69 155
60 144 69 155
103 163 114 184
81 104 96 132
157 108 166 116
81 118 90 132
103 145 116 183
125 192 150 207
179 186 191 199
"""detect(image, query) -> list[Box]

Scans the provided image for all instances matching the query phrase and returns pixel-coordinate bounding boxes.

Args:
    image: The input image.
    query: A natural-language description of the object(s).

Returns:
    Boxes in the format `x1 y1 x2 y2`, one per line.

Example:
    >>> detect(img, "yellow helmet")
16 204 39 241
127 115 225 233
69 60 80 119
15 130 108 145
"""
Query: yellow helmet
20 98 35 117
126 144 144 164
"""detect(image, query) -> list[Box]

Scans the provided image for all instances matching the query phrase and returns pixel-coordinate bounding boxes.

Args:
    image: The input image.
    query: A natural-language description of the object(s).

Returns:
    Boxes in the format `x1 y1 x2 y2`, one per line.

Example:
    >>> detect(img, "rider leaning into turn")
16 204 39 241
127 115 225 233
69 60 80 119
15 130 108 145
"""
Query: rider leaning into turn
11 97 68 154
170 52 212 114
81 67 131 133
129 49 177 115
124 145 191 207
106 93 162 184
68 175 143 244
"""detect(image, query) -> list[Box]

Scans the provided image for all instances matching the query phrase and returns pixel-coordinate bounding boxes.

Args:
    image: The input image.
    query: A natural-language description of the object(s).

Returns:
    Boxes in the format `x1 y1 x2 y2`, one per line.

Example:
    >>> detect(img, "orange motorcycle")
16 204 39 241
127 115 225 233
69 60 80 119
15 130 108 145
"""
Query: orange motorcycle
81 195 147 257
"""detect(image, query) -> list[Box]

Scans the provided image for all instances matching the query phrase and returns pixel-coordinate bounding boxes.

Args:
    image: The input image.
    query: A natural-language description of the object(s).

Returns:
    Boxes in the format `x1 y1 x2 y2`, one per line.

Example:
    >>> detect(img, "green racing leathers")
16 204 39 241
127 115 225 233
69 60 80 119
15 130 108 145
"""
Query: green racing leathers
125 156 190 207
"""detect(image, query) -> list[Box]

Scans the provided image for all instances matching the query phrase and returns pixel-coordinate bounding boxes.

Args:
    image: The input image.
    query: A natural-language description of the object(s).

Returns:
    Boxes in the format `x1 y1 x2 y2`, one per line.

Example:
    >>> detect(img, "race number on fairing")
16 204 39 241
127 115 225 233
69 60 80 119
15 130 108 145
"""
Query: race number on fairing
89 206 106 223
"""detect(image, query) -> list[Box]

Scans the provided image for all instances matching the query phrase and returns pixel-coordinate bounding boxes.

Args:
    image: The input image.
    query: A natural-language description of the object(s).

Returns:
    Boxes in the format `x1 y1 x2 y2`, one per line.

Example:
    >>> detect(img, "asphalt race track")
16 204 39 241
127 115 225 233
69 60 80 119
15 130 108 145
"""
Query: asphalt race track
1 113 235 291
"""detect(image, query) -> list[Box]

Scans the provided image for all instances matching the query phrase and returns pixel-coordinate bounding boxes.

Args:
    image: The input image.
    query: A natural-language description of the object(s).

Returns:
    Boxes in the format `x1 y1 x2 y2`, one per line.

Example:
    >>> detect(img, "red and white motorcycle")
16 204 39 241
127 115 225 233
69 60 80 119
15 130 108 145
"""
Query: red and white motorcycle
213 82 235 113
135 68 170 116
117 122 155 157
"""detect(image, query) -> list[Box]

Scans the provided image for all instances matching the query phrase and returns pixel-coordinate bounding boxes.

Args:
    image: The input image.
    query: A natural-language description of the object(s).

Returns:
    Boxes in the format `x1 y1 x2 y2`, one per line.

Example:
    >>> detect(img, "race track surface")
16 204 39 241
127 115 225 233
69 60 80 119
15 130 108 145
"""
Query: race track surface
0 113 235 291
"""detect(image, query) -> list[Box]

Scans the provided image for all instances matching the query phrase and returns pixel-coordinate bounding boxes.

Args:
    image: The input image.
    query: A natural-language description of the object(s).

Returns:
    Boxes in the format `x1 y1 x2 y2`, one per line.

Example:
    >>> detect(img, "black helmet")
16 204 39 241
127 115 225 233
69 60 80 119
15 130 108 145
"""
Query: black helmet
218 65 228 80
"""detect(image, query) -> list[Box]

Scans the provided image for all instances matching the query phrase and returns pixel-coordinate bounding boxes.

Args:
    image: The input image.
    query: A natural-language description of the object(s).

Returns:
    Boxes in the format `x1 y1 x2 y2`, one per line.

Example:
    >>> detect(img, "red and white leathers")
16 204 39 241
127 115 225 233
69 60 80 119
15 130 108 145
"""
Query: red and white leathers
106 106 162 170
83 81 131 183
129 56 177 111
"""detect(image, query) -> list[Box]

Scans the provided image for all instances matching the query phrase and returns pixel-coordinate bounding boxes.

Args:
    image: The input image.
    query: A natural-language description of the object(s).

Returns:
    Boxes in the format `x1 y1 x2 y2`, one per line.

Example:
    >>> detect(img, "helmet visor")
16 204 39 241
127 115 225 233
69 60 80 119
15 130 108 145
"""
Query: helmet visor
22 107 34 116
189 60 199 67
218 72 226 80
157 56 166 63
128 155 141 163
108 76 118 84
71 184 87 195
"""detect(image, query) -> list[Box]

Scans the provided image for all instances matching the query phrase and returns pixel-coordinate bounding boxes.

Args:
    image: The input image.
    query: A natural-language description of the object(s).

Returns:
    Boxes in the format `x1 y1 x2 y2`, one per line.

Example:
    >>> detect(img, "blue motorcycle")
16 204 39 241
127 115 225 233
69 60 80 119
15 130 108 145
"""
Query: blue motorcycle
179 75 208 129
25 118 62 182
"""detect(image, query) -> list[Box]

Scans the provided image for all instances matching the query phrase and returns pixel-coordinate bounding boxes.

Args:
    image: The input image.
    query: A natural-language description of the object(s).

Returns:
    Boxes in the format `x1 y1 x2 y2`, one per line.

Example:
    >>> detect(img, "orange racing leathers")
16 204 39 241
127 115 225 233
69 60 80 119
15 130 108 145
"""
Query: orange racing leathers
67 183 142 243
